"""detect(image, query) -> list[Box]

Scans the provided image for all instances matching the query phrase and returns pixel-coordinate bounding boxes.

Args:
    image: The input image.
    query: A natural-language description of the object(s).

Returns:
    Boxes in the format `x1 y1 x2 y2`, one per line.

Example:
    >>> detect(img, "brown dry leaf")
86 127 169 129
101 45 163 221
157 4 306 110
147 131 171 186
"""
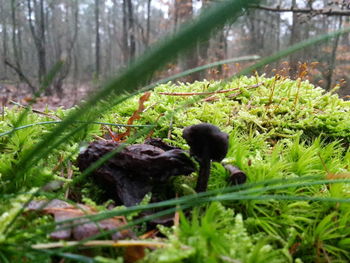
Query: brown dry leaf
326 173 350 180
139 229 159 239
203 95 219 102
124 246 146 263
114 92 151 141
124 229 160 263
27 199 132 240
298 63 308 79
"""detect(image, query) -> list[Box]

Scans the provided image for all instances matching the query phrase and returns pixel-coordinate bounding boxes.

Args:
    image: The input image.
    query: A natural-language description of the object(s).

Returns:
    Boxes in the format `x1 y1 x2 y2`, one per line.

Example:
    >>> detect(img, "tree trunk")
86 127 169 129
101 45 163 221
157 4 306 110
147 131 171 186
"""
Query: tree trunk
52 0 79 97
38 0 47 85
146 0 151 46
175 0 199 82
122 0 128 64
1 2 8 79
198 0 210 79
126 0 135 60
95 0 100 78
11 0 21 71
26 0 47 92
121 0 135 64
289 0 302 78
325 16 343 90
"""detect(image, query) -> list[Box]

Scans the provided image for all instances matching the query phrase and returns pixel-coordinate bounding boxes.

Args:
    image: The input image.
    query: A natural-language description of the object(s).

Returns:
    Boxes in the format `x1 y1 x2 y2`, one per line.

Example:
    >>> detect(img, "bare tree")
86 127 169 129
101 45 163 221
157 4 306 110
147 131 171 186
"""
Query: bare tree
95 0 100 78
50 0 79 95
174 0 199 81
122 0 128 63
121 0 136 64
27 0 47 90
0 0 9 79
146 0 151 46
11 0 22 77
289 0 302 77
249 3 350 16
325 14 344 89
0 0 349 97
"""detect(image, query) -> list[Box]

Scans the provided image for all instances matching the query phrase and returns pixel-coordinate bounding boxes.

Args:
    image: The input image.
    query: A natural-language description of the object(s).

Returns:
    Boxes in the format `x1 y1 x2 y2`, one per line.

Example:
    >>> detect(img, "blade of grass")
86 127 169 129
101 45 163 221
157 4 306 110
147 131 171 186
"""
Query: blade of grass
0 55 258 138
143 55 260 89
5 60 64 138
72 126 153 184
32 240 172 249
10 176 350 248
7 2 350 248
18 25 350 177
15 0 258 177
34 191 350 250
4 0 257 232
39 60 64 92
0 121 155 137
44 177 350 232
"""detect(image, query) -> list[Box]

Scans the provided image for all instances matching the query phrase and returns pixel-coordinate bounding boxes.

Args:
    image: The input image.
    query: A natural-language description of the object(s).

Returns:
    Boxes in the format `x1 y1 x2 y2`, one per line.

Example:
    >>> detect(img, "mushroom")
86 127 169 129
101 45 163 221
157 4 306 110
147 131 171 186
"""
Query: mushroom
77 139 195 206
182 123 229 192
225 164 247 185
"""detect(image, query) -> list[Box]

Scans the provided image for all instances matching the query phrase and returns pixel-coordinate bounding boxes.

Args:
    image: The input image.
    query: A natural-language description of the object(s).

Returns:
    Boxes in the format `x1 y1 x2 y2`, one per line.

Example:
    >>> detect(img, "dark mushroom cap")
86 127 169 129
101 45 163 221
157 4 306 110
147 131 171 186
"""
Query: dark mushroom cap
182 123 229 162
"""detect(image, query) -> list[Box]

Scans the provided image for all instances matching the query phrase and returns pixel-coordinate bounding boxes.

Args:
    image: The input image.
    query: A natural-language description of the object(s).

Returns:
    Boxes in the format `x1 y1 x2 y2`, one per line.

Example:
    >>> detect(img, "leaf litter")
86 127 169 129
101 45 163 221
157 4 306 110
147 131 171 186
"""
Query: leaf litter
26 199 132 240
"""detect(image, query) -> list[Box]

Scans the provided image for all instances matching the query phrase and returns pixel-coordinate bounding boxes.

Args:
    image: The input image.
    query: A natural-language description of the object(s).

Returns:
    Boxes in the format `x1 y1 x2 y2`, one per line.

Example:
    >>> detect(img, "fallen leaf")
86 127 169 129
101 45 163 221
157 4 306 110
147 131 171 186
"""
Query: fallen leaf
27 199 132 240
114 92 151 141
124 246 146 263
326 173 350 180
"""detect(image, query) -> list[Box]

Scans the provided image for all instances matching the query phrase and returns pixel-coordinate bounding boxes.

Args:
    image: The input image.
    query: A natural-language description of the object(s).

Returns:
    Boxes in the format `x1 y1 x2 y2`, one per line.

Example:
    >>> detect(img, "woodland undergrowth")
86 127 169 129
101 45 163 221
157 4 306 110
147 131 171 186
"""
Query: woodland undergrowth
1 76 350 262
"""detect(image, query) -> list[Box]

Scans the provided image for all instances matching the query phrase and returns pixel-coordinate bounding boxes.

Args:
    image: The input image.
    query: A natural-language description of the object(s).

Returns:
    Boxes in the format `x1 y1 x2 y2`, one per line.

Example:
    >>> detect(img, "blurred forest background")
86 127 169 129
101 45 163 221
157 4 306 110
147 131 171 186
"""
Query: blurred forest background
0 0 349 108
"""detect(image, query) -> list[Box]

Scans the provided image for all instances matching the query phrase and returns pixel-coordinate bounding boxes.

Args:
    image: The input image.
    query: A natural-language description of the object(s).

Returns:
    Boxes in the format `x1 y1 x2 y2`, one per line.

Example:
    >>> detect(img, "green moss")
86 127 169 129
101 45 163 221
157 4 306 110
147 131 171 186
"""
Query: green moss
2 77 350 262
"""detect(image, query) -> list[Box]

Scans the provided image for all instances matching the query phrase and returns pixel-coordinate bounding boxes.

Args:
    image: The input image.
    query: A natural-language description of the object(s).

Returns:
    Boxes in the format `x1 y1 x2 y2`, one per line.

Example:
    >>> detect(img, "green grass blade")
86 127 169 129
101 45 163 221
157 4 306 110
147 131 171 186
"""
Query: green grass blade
44 177 350 231
0 121 154 137
39 60 64 92
15 0 257 174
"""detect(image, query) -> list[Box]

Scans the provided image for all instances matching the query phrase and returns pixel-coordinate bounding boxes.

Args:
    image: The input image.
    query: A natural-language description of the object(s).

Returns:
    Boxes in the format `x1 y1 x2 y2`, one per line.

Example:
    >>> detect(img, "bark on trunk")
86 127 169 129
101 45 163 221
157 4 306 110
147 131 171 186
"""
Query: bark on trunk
174 0 199 82
289 0 301 78
325 16 343 90
95 0 100 78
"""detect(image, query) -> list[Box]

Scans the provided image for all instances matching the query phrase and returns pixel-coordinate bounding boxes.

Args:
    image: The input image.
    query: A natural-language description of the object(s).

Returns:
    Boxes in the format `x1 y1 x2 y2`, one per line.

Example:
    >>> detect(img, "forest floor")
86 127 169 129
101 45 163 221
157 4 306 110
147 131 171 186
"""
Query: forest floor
0 82 93 110
1 78 349 113
2 76 350 262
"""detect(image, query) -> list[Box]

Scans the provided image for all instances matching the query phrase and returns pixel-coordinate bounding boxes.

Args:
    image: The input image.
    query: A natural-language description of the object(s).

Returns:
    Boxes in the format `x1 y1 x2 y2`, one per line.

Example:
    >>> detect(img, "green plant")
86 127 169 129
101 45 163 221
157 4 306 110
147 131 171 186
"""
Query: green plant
1 0 350 261
143 203 289 263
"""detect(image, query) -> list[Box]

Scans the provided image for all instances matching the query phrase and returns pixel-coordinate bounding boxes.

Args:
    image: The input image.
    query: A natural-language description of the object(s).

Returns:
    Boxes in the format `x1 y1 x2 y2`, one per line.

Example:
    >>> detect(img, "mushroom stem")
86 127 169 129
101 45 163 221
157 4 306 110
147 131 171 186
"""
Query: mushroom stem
182 123 229 193
195 157 211 192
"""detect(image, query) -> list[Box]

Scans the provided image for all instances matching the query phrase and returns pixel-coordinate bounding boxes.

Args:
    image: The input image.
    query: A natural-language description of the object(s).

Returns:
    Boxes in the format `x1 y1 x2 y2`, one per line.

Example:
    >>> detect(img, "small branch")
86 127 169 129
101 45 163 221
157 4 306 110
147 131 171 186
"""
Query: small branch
9 100 61 120
32 240 175 249
64 161 74 199
159 82 263 96
249 4 350 16
4 59 36 92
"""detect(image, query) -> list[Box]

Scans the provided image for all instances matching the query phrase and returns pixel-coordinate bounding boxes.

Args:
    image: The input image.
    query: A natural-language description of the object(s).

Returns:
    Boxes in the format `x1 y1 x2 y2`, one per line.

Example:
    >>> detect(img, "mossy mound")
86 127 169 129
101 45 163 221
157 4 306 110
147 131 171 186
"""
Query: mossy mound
108 76 350 145
1 76 350 262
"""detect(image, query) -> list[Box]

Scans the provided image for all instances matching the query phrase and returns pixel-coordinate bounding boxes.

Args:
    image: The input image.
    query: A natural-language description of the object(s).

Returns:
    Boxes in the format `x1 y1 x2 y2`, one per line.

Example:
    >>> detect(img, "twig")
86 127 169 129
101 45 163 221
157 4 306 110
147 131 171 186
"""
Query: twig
227 84 262 98
159 82 264 96
32 240 180 249
249 4 350 16
167 115 174 139
4 58 36 92
10 100 61 120
64 161 74 199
